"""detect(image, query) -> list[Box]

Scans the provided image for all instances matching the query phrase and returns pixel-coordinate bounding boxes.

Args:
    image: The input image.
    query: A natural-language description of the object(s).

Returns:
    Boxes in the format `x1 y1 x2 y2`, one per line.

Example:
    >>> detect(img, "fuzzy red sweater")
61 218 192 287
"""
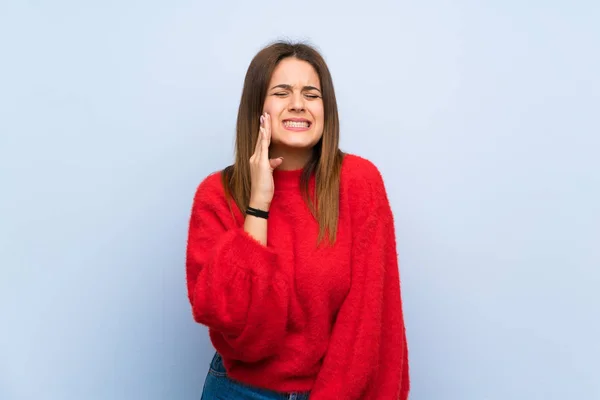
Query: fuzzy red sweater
186 154 409 399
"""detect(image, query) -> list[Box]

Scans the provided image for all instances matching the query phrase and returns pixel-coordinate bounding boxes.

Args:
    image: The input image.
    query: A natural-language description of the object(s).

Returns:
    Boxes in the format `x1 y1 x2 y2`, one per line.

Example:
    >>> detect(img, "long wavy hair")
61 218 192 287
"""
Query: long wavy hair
222 40 344 246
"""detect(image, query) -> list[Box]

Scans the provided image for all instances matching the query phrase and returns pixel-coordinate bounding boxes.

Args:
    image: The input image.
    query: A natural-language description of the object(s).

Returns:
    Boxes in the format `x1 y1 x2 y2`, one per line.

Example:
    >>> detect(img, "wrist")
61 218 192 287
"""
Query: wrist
248 199 271 211
246 206 269 219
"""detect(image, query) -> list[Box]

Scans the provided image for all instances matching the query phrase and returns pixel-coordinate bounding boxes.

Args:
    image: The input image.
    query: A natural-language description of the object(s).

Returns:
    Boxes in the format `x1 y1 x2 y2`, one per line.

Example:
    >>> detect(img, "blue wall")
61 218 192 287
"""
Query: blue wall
1 1 598 399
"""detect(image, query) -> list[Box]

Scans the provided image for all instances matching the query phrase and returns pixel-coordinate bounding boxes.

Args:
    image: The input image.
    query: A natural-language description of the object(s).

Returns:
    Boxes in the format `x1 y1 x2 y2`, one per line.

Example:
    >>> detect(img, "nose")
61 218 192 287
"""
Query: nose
288 92 305 113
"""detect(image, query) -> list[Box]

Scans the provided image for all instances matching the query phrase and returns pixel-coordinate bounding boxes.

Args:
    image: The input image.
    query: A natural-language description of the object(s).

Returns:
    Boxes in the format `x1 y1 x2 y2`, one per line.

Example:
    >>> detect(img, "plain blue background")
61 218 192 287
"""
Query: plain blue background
1 1 598 399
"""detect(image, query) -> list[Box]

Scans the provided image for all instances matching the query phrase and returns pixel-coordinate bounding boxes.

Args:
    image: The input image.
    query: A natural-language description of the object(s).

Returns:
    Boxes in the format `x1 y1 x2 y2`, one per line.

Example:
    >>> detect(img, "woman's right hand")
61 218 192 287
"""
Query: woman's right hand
248 112 283 211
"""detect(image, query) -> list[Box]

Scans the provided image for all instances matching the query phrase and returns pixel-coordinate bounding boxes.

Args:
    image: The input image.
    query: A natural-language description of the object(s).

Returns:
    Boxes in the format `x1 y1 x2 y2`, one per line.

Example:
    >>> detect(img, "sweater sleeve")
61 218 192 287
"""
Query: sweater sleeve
185 174 290 362
309 171 410 400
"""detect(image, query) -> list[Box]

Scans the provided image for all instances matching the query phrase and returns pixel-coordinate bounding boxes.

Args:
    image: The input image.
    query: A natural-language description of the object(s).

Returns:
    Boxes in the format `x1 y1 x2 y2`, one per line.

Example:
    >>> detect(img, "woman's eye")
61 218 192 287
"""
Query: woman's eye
274 92 288 97
305 94 320 99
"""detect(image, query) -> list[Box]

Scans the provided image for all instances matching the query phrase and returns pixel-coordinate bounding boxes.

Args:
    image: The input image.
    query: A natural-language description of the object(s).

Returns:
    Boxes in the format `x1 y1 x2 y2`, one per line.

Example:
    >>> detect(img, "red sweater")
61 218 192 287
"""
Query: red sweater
186 154 410 399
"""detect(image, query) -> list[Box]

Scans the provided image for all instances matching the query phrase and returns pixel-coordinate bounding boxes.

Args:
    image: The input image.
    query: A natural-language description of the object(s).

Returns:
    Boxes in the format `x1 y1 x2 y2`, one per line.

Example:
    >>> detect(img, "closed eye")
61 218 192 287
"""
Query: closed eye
272 92 321 99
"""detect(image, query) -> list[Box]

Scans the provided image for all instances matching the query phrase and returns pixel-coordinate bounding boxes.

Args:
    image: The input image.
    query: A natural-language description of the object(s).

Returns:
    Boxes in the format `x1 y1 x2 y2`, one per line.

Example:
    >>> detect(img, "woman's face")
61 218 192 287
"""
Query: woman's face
263 57 324 152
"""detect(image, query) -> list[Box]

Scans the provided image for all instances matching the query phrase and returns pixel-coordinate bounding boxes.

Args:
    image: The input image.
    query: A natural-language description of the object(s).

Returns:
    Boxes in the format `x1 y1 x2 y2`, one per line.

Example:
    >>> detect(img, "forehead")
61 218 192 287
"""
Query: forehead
269 58 320 87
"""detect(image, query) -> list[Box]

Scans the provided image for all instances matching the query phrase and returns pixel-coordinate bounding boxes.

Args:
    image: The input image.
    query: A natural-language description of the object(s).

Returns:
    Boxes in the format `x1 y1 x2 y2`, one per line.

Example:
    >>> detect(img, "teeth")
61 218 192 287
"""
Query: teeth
284 121 310 128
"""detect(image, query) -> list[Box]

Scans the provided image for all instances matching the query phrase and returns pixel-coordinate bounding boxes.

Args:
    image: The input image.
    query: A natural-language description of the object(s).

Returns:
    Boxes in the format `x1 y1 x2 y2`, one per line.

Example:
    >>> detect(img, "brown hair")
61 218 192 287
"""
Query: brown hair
222 40 344 246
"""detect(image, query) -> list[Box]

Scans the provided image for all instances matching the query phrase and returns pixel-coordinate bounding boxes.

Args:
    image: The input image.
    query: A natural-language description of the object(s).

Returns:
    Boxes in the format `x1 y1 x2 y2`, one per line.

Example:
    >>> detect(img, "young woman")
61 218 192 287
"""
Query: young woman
186 41 410 400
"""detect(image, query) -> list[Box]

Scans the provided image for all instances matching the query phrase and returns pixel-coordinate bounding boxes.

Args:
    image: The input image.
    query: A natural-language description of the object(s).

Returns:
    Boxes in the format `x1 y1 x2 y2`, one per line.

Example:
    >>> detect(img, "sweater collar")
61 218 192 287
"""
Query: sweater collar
273 168 313 191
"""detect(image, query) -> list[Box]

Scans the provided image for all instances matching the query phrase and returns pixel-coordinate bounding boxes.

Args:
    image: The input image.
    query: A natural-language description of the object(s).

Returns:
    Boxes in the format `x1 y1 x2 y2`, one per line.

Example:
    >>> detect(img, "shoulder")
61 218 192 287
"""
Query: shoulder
341 153 387 196
192 169 228 208
340 153 390 216
341 153 383 180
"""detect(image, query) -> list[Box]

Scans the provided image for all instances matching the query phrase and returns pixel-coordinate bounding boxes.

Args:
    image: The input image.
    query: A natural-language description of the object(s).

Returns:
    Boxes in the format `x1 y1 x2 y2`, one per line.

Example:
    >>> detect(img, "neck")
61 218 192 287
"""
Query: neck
269 145 313 171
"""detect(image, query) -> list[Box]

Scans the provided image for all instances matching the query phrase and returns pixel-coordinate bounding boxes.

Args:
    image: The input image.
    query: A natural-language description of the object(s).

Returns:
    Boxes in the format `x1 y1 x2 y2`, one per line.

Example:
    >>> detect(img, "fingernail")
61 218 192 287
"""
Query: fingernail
260 116 264 124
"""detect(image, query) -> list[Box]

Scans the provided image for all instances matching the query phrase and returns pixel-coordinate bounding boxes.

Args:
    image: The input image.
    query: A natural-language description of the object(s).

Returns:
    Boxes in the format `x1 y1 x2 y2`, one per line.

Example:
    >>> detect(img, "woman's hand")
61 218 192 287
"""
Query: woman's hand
248 112 283 210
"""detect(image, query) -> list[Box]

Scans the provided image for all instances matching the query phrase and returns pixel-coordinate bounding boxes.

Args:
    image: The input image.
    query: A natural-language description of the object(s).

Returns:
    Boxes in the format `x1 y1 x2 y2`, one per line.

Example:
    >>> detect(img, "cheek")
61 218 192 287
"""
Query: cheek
262 98 274 116
313 106 325 126
263 99 284 117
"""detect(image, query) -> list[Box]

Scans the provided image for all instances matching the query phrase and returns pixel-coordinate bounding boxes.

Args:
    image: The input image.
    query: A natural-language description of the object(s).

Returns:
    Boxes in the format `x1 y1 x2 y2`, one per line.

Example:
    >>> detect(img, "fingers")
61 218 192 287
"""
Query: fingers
264 112 271 142
269 157 283 169
253 115 264 158
252 113 275 169
261 113 270 163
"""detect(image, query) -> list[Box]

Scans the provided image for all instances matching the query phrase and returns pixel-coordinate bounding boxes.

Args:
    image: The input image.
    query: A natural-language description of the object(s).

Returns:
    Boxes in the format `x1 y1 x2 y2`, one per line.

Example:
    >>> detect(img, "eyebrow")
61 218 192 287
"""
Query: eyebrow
270 84 322 93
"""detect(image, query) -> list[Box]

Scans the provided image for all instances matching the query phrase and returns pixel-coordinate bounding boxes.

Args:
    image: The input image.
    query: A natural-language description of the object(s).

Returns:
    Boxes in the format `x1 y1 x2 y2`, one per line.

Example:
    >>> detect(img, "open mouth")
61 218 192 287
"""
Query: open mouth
283 120 311 129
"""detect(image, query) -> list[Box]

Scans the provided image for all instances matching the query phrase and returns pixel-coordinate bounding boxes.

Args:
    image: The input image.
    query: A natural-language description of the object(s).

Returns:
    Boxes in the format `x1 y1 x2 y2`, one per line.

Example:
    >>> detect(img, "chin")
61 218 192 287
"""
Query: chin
273 138 319 151
273 131 321 149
